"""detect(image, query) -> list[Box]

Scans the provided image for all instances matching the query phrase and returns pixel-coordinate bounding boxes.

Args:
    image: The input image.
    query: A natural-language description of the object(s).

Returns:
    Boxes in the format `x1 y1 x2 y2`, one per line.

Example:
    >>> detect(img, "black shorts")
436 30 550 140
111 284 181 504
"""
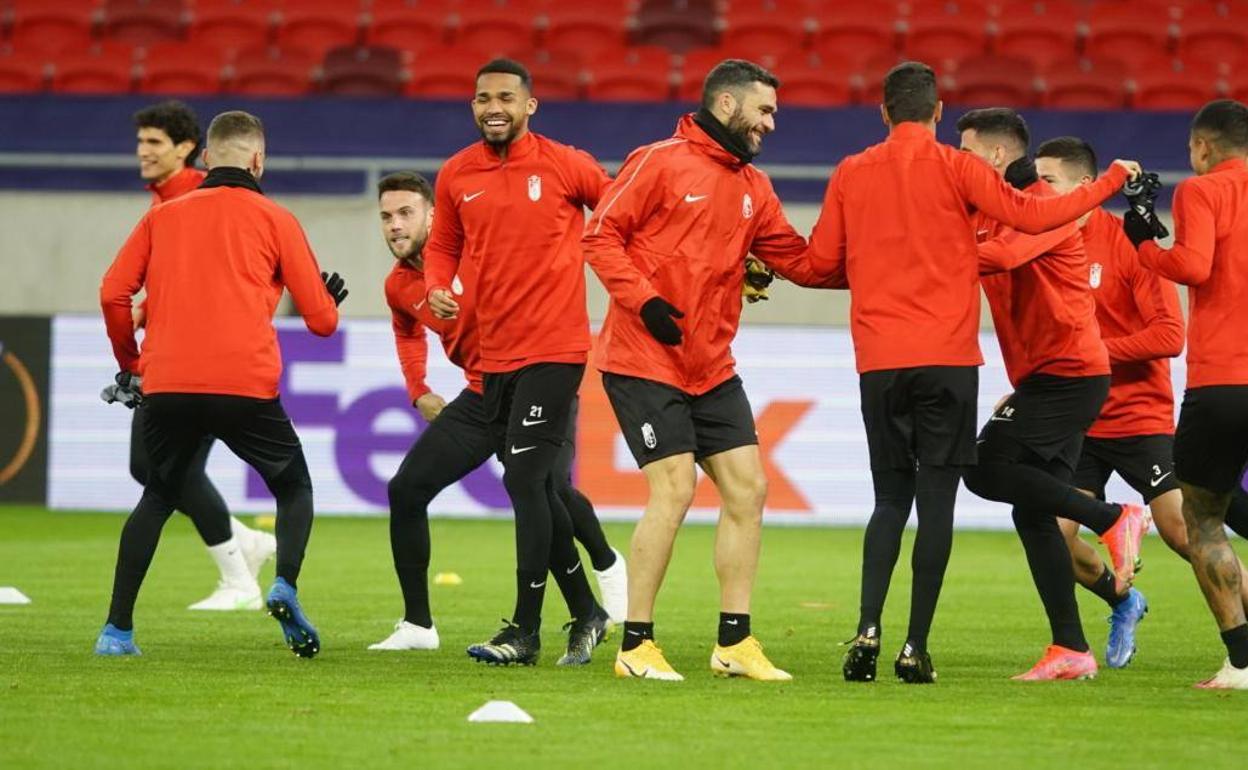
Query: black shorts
1174 385 1248 493
140 393 305 494
978 374 1110 471
859 365 979 471
602 373 757 468
1073 434 1179 504
421 388 498 461
483 363 584 461
129 404 215 487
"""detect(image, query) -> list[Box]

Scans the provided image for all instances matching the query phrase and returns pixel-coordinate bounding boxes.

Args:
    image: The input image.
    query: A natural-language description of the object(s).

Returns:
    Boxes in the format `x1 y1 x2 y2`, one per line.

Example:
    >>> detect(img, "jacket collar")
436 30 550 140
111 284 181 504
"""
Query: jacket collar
886 122 937 143
675 114 746 168
147 166 203 202
1210 157 1248 175
199 166 264 194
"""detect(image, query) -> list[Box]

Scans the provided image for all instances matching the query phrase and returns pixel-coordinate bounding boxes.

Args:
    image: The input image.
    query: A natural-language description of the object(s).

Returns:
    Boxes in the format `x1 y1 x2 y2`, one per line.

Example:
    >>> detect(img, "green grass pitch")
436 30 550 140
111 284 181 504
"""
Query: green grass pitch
0 505 1244 770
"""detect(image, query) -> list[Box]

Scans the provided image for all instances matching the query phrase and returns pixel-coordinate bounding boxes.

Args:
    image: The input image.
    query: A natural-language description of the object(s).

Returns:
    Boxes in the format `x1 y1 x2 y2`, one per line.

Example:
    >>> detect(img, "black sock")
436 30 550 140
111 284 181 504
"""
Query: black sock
388 500 432 628
1222 624 1248 669
859 467 916 637
622 621 654 651
106 490 176 630
718 613 750 646
269 453 315 589
1088 565 1127 609
1013 505 1089 653
906 464 959 654
512 570 546 633
549 485 598 620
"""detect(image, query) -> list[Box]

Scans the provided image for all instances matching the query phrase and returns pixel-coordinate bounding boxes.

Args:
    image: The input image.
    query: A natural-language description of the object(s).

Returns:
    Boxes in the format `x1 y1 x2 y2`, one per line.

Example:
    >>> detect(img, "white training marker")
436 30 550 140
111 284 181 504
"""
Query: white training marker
0 587 31 605
467 700 533 724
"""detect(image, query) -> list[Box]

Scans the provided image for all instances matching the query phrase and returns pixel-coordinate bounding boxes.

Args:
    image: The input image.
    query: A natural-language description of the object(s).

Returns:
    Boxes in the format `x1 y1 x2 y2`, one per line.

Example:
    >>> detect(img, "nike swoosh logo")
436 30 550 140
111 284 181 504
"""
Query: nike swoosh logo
463 191 484 202
510 445 537 454
713 655 730 669
684 193 708 203
626 630 641 636
529 580 546 589
413 299 426 311
566 562 582 575
725 619 738 625
976 229 990 237
520 418 547 426
1150 471 1172 487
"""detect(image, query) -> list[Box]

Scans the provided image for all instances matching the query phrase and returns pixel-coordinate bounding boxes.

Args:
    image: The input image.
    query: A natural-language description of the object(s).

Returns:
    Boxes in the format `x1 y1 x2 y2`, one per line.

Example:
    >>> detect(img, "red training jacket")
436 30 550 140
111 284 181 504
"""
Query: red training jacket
1138 158 1248 388
1081 207 1183 438
805 122 1130 374
385 257 483 402
422 131 611 373
583 114 841 395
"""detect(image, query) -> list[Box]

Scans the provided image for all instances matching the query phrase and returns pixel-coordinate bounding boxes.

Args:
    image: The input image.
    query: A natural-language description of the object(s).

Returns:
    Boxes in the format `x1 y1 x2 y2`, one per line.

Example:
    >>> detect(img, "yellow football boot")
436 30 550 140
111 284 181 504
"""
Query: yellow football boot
710 636 793 681
615 639 684 681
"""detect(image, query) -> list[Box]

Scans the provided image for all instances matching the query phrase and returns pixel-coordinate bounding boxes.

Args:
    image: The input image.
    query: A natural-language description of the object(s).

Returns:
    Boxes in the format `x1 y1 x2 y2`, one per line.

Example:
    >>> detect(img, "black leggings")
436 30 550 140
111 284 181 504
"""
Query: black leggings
130 407 232 546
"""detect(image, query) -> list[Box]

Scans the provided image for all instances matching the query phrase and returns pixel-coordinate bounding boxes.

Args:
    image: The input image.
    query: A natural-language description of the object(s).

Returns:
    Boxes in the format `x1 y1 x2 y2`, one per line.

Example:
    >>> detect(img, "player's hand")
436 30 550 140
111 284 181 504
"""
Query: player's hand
131 304 146 331
992 392 1012 414
1111 160 1142 180
743 257 774 304
416 392 446 422
321 271 349 306
1122 210 1158 248
429 288 459 319
101 371 143 409
640 296 684 345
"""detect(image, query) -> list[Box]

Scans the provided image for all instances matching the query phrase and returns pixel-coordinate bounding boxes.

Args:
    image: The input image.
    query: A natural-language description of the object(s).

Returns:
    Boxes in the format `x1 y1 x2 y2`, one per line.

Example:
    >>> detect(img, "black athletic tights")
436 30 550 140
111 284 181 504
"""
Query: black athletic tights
858 464 961 652
130 408 232 546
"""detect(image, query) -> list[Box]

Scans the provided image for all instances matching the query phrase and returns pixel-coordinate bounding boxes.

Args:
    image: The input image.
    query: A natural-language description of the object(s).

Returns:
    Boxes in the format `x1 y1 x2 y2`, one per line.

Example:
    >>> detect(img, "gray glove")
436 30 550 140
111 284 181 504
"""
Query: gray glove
101 371 143 409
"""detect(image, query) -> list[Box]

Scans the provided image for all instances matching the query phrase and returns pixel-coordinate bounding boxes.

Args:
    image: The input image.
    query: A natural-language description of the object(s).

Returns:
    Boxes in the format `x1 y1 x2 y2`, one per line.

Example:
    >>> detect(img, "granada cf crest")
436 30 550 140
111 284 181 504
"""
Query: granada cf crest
1089 262 1102 289
742 193 754 219
528 175 542 201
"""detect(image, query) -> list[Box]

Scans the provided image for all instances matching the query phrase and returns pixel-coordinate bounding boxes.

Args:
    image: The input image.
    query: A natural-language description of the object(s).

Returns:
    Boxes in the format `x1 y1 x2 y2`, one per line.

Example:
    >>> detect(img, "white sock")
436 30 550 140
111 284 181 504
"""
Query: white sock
229 516 255 543
207 537 255 587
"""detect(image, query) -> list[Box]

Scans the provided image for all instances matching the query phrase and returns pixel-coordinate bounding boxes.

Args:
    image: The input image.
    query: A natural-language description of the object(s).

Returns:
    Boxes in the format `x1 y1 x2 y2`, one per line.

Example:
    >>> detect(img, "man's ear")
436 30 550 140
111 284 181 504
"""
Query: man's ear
174 140 195 162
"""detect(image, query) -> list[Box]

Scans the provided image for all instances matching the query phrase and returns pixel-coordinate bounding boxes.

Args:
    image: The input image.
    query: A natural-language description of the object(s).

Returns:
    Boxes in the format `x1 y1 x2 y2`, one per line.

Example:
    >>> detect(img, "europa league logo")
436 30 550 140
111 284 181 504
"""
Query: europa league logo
0 341 40 486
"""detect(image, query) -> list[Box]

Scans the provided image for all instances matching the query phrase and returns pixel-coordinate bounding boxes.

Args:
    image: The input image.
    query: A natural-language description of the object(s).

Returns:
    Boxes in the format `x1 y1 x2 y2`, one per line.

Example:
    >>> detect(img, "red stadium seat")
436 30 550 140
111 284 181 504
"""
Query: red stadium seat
1083 4 1177 62
543 10 628 52
188 6 273 53
1129 58 1219 110
989 0 1080 69
949 54 1037 106
322 44 404 97
1040 56 1129 109
101 0 184 46
275 7 361 60
525 48 583 100
453 8 538 54
10 3 98 53
718 6 814 55
584 45 672 101
1176 6 1247 70
856 50 910 104
901 1 991 70
0 49 50 92
404 44 487 98
363 5 446 51
138 44 225 94
632 7 717 53
51 41 136 93
771 50 852 107
811 5 900 64
231 44 317 95
678 46 732 101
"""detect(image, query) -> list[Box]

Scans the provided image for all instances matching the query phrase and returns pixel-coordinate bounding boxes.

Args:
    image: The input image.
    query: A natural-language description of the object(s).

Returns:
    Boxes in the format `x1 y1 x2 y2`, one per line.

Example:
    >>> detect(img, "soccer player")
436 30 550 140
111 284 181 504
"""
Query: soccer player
95 111 344 657
584 59 847 683
955 108 1149 681
368 171 625 660
422 59 612 666
804 63 1142 684
1033 136 1248 669
117 100 276 611
1130 100 1248 689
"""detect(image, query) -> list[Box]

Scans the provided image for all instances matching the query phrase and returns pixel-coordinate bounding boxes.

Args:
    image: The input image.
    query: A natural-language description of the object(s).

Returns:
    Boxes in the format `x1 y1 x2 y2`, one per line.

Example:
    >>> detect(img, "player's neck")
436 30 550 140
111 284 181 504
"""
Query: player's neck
152 164 187 187
487 128 529 161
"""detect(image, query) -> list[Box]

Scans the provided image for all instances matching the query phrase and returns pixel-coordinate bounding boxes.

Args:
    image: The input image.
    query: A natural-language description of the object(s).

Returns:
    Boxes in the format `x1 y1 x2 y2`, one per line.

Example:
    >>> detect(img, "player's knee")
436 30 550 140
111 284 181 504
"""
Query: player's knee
722 472 768 517
502 464 546 500
646 465 696 512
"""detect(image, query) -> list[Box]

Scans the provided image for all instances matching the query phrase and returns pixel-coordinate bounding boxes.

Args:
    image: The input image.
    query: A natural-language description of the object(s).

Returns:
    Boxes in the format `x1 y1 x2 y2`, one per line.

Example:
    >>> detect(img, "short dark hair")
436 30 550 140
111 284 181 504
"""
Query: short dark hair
133 100 202 165
377 170 433 203
1191 99 1248 152
206 110 264 146
476 58 532 92
701 59 780 111
1035 136 1098 179
955 107 1030 150
882 61 938 123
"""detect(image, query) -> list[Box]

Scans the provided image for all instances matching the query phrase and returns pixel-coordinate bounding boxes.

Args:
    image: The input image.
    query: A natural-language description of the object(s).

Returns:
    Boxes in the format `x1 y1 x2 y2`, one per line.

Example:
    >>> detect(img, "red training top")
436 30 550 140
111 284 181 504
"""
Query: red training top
422 131 611 373
976 178 1110 387
583 114 840 395
101 184 339 398
1138 158 1248 388
385 257 483 401
1081 207 1183 438
805 122 1130 374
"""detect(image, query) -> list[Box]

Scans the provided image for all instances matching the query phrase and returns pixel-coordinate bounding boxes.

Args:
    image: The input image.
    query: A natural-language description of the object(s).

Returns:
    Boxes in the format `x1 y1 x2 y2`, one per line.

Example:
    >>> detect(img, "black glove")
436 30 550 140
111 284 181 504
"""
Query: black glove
1004 156 1039 191
640 296 684 346
1122 209 1158 248
322 271 349 306
101 371 143 409
1122 171 1169 239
